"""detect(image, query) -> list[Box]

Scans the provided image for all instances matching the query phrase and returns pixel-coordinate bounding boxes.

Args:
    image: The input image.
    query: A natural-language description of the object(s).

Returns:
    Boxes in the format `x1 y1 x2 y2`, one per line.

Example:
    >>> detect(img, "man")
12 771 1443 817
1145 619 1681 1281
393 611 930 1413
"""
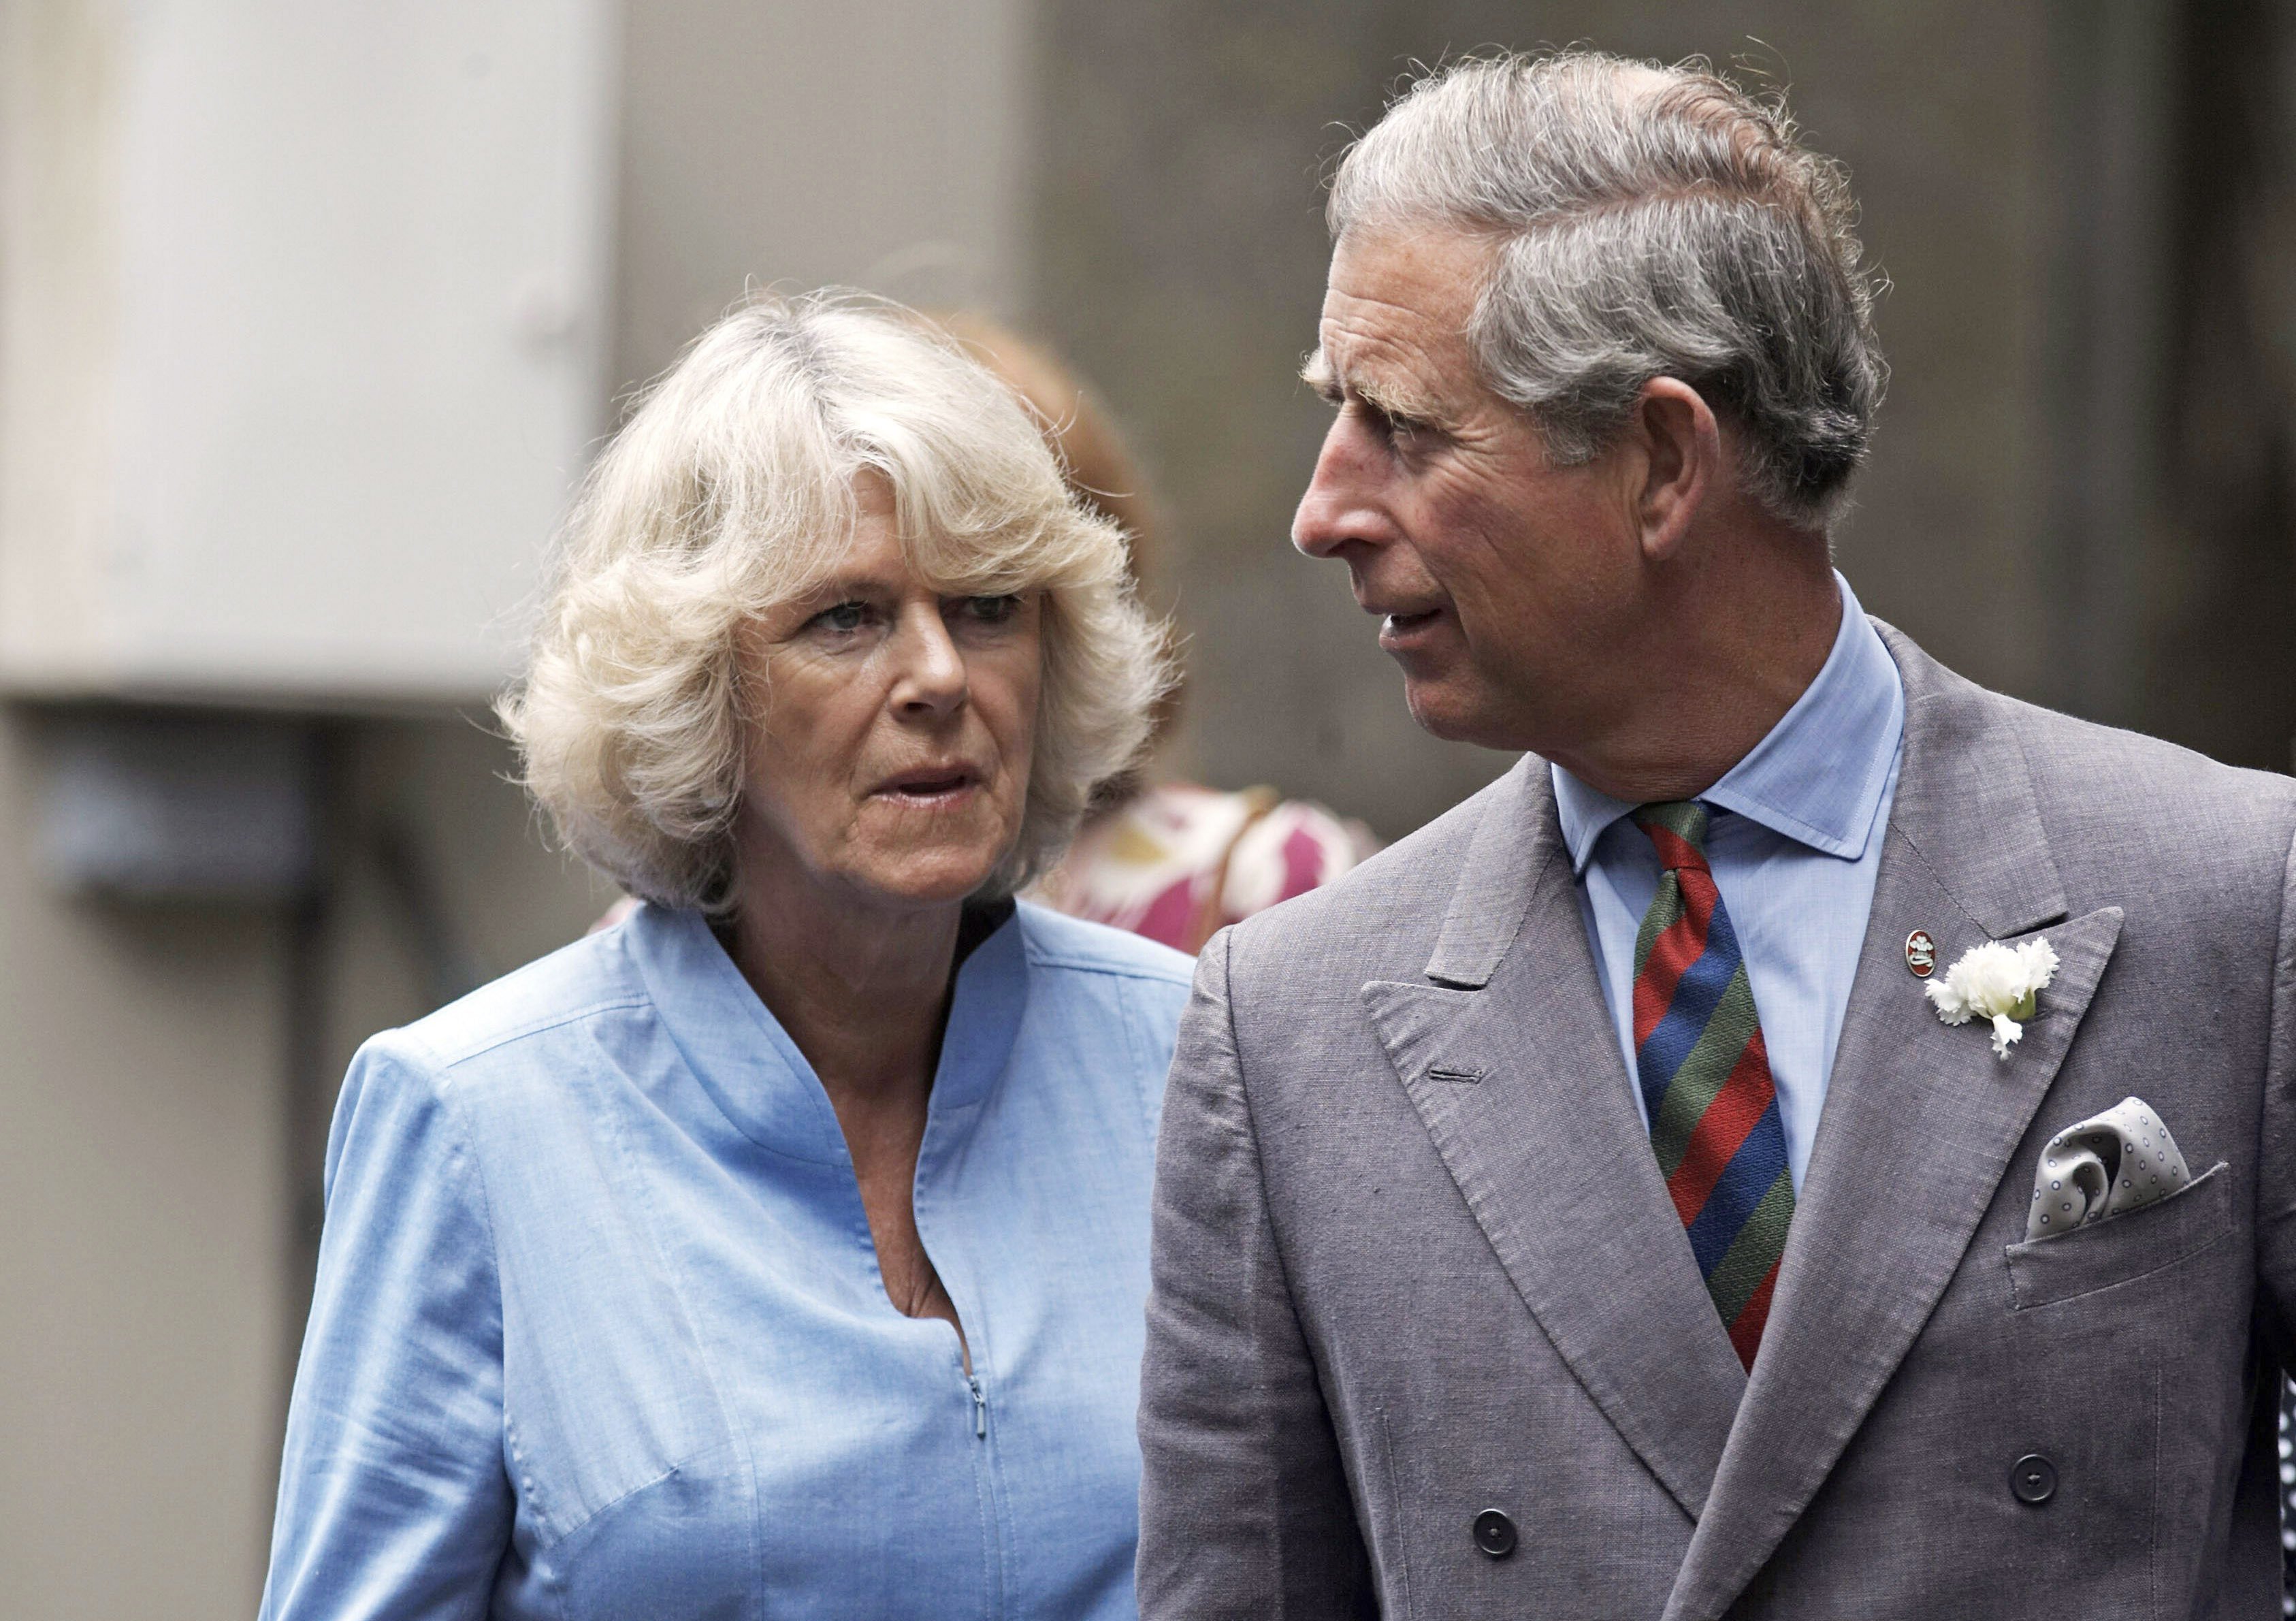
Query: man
1136 50 2296 1619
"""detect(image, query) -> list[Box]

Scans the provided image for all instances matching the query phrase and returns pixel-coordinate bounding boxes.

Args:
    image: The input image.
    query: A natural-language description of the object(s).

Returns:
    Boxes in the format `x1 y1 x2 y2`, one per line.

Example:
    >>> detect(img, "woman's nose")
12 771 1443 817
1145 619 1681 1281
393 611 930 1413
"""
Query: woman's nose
890 603 969 715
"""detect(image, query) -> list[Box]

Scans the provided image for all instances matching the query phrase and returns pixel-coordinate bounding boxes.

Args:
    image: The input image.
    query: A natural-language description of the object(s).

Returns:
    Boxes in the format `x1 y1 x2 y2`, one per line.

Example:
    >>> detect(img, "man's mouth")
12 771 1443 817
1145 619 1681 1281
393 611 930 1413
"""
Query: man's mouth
1375 605 1444 649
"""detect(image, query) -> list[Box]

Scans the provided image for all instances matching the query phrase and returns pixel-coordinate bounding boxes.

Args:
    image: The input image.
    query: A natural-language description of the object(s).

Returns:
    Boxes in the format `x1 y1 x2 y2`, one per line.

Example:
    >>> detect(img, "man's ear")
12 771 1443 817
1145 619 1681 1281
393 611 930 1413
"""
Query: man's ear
1630 377 1721 564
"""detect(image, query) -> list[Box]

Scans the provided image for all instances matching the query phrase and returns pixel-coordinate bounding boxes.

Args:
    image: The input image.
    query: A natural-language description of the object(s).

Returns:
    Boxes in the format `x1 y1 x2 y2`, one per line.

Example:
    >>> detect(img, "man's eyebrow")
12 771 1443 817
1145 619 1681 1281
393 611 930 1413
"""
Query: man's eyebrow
1354 375 1435 423
1299 349 1438 423
1300 347 1340 401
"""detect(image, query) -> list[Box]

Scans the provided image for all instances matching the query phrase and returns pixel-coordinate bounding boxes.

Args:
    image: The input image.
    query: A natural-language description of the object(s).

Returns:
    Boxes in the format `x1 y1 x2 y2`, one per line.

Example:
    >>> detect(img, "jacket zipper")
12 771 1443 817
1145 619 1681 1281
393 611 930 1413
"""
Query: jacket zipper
967 1373 987 1439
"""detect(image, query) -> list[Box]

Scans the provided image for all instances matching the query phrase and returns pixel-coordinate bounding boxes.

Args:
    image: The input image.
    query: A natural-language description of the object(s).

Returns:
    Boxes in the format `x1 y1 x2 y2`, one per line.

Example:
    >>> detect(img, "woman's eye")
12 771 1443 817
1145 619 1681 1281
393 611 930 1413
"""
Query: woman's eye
812 601 870 634
960 594 1024 624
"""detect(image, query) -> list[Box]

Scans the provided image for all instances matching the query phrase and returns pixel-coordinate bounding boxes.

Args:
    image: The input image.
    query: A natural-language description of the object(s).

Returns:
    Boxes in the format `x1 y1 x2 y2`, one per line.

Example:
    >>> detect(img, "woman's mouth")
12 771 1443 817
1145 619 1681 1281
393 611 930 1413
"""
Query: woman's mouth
873 767 982 807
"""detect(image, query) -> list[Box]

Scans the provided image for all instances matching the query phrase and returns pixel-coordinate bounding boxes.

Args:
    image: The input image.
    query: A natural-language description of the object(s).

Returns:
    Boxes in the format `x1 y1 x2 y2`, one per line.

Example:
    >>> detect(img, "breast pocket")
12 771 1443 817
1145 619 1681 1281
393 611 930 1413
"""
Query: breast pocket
2003 1161 2233 1311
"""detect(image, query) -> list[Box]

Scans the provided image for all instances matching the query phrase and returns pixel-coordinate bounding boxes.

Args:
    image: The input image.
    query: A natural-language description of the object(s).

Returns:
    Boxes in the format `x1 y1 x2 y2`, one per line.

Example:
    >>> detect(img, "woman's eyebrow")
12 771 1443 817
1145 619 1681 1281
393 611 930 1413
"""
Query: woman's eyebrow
794 575 892 605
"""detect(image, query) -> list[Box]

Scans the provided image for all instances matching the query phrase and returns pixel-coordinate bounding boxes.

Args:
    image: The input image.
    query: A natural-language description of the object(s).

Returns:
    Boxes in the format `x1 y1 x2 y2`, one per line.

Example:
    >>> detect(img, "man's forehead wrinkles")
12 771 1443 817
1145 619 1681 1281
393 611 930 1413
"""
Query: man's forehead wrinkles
1319 312 1432 370
1321 282 1466 360
1323 285 1453 324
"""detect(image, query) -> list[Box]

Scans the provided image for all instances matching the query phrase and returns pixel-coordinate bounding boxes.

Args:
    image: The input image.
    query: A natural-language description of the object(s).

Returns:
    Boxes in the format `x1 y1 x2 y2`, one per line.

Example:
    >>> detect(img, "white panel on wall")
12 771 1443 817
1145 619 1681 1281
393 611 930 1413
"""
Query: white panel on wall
0 0 617 705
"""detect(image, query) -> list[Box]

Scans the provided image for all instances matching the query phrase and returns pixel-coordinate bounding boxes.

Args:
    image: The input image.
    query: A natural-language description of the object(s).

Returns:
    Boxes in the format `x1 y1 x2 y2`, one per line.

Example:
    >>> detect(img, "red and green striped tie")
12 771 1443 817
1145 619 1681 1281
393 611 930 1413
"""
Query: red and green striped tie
1630 801 1794 1369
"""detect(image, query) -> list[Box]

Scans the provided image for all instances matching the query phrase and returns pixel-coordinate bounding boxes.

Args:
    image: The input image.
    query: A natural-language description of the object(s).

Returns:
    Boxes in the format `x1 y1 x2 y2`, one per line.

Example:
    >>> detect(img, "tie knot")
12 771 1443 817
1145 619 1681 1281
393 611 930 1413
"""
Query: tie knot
1632 800 1711 870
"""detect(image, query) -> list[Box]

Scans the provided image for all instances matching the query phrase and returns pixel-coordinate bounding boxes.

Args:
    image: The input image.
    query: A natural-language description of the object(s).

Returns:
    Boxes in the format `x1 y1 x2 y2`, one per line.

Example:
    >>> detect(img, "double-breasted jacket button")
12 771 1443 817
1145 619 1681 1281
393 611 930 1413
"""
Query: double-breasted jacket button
2010 1453 2057 1505
1472 1507 1517 1558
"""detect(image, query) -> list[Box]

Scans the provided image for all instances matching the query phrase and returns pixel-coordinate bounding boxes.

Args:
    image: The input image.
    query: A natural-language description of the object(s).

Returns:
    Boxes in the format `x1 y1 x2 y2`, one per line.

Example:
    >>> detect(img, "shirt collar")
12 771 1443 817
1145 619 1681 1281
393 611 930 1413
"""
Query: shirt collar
627 899 1028 1163
1551 572 1905 875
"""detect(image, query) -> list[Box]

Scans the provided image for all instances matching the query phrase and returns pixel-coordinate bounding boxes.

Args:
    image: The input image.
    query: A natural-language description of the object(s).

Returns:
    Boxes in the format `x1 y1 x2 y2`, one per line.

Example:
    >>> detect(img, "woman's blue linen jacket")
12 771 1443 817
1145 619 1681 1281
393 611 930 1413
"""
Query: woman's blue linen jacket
259 900 1193 1620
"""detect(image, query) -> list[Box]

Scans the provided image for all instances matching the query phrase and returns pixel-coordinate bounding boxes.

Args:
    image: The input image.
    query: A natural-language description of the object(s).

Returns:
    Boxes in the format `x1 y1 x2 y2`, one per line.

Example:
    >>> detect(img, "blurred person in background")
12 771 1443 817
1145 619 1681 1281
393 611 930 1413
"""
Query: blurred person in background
260 292 1190 1620
939 313 1377 954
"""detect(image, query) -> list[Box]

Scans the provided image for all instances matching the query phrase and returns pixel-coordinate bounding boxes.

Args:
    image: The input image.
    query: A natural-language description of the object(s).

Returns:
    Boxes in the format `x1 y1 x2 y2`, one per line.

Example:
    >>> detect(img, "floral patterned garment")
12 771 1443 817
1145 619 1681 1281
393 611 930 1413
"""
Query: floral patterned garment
1033 782 1378 954
2280 1380 2296 1613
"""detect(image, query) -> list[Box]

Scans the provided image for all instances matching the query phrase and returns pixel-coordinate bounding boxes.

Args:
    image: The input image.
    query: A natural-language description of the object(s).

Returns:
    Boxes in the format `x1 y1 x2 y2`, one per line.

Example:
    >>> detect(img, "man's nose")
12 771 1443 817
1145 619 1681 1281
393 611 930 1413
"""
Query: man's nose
890 604 969 716
1292 417 1383 560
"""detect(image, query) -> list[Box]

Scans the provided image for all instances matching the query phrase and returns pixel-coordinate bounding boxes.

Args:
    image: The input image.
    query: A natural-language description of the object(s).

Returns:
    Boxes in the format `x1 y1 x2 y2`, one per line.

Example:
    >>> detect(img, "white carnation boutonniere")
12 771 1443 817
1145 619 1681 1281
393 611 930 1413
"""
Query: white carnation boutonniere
1926 937 2059 1059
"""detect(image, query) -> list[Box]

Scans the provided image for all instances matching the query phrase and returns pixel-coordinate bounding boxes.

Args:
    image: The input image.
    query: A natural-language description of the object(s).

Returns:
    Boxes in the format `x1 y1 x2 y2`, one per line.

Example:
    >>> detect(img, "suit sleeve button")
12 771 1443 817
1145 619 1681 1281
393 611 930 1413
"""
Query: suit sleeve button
2010 1454 2057 1505
1472 1507 1517 1557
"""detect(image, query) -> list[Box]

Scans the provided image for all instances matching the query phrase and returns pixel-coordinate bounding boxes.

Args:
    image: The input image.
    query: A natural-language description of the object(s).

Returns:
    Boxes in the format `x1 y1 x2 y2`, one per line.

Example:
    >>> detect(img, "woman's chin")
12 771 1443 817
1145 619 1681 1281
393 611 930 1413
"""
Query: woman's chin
839 839 1012 910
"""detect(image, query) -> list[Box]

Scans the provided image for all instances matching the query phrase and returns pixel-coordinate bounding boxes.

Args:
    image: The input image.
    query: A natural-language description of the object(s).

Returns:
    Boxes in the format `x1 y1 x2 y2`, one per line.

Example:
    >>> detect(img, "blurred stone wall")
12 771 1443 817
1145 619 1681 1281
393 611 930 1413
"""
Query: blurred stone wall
0 705 607 1620
0 711 289 1618
2152 0 2296 769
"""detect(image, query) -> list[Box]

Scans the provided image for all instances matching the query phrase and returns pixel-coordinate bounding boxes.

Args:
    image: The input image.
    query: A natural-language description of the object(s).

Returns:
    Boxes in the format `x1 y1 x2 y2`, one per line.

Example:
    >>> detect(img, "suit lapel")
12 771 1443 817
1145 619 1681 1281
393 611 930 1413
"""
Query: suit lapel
1363 763 1747 1523
1662 628 2124 1621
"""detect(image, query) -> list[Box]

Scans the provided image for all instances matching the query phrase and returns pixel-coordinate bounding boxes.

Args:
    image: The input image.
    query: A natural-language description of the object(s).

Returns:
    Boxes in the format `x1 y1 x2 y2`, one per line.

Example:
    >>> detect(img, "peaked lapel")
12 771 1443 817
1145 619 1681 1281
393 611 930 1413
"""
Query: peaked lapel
1363 762 1747 1523
1662 626 2124 1621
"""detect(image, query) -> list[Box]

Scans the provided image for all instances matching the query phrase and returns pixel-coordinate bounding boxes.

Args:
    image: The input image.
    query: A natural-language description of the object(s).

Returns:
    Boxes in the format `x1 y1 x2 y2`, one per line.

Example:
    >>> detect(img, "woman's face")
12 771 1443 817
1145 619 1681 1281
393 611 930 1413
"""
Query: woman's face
735 476 1042 912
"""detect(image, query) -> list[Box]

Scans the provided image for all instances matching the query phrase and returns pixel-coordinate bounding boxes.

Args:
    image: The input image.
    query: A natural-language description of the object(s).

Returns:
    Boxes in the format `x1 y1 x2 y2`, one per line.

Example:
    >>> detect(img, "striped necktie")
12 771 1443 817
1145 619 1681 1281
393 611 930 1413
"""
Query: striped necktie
1630 801 1794 1369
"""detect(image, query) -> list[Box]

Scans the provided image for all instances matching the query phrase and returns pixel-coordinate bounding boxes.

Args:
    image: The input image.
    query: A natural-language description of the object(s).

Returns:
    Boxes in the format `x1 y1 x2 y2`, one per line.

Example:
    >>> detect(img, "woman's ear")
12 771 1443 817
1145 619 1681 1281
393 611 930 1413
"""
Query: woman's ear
1630 377 1721 564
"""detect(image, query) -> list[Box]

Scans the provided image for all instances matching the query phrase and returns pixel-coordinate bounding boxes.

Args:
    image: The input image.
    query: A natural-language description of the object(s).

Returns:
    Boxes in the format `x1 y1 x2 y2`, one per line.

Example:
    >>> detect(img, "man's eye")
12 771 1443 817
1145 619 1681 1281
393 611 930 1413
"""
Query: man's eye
1355 402 1425 445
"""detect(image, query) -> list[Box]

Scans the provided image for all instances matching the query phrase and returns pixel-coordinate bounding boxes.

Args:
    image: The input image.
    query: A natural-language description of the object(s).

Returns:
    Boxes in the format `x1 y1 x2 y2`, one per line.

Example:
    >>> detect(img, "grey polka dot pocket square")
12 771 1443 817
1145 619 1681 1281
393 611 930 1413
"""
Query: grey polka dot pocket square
2026 1096 2193 1240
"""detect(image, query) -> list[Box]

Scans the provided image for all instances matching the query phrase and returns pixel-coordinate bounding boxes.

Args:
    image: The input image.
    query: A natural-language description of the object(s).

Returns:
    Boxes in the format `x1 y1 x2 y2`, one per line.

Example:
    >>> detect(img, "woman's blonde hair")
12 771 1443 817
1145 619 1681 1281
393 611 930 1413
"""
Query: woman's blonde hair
501 290 1173 912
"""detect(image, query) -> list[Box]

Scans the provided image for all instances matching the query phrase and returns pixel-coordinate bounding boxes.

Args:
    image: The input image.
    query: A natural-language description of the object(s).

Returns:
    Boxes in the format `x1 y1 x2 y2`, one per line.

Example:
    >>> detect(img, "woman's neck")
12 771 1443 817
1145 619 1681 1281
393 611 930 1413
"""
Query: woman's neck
729 859 963 1102
726 844 977 1356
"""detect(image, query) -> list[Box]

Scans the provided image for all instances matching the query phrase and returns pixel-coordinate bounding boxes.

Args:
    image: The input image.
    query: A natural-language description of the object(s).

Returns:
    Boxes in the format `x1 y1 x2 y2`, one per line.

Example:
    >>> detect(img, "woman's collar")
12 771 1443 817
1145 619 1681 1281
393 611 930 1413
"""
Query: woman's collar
626 899 1027 1163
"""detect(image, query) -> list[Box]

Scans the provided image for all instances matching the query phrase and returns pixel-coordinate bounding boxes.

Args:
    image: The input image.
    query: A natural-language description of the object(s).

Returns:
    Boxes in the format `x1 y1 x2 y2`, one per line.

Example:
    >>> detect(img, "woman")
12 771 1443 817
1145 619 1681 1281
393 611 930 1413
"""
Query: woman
583 313 1375 954
259 293 1189 1619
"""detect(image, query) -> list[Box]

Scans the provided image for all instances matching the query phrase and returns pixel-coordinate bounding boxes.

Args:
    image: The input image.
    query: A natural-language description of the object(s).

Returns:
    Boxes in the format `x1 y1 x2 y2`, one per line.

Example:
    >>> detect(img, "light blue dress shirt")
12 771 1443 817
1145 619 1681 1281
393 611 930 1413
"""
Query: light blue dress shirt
259 899 1193 1621
1552 575 1905 1192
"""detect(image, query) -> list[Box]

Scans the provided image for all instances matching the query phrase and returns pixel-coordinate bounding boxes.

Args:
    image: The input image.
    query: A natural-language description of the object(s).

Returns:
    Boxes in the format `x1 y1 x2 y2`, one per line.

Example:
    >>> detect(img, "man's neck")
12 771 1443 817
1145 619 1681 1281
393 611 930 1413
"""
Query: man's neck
1551 536 1843 805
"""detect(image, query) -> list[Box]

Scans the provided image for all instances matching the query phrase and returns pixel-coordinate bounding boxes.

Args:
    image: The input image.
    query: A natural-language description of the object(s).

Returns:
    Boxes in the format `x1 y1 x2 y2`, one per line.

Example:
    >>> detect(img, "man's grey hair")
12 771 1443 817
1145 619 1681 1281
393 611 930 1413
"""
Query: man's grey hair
1329 51 1886 528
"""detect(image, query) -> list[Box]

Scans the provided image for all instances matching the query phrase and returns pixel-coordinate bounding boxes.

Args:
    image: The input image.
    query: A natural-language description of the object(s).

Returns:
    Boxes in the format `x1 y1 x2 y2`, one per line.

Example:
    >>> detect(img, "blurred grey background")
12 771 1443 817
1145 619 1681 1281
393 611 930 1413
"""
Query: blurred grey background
2 0 2291 1613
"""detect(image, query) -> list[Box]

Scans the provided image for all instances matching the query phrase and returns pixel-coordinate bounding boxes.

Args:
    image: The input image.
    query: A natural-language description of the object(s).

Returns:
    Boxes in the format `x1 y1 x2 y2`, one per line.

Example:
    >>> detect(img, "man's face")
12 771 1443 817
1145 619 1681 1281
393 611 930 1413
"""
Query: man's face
1293 225 1647 754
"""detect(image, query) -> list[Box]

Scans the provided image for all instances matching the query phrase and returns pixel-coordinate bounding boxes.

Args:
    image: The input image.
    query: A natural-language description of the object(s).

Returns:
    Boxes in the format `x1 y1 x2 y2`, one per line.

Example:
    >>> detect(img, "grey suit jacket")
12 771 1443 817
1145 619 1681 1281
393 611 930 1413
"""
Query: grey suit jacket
1137 626 2296 1619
